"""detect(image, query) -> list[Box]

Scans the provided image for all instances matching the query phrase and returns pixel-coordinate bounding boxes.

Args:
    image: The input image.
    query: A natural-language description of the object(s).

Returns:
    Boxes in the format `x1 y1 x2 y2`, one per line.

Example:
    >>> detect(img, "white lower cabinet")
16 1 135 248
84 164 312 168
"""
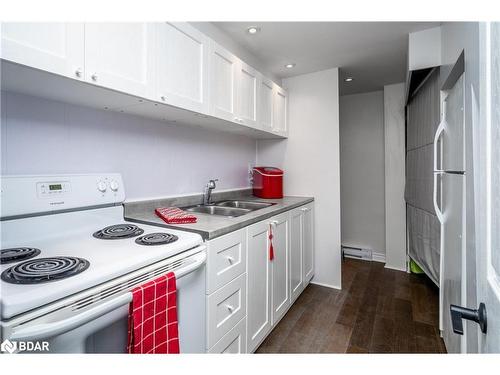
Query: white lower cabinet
208 317 247 354
290 207 304 302
206 273 246 349
206 229 246 294
246 219 273 352
270 212 290 325
302 203 315 285
205 202 314 353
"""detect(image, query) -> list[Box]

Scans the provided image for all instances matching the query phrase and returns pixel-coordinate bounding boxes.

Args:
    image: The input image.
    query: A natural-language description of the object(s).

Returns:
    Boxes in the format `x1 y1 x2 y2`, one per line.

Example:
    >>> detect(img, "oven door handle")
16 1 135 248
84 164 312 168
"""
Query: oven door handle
10 293 133 341
10 250 206 341
174 251 206 279
10 251 207 341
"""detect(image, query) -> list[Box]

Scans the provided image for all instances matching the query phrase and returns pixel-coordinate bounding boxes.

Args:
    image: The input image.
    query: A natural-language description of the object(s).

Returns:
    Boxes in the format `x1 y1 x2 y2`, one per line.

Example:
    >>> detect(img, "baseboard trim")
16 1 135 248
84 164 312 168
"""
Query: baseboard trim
384 263 407 272
372 252 386 263
309 281 341 290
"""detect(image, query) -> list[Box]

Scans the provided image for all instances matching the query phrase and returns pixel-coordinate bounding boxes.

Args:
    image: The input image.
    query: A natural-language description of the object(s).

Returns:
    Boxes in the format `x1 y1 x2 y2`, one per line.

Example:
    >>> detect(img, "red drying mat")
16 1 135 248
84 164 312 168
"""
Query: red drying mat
155 207 197 224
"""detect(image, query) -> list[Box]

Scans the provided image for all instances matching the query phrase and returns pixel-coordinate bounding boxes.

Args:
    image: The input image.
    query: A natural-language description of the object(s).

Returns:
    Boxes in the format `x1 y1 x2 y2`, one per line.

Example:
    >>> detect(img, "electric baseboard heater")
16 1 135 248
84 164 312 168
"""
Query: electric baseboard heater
342 245 373 261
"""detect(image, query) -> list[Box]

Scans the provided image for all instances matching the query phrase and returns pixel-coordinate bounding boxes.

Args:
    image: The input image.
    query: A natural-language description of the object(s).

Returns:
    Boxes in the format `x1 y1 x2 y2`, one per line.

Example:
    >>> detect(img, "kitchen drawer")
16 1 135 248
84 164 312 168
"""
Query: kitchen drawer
208 317 247 353
206 229 246 294
207 273 246 348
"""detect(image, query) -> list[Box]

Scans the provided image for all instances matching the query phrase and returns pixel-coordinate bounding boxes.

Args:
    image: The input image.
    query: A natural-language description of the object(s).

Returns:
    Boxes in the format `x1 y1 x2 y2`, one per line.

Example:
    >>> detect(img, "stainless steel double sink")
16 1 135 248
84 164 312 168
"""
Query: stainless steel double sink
182 200 276 218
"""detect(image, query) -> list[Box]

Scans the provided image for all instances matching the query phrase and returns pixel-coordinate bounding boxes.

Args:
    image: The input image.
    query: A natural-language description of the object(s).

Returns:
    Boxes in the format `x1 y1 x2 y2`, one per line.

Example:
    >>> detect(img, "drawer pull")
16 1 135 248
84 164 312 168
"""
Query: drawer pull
226 305 234 313
226 256 235 264
301 207 309 212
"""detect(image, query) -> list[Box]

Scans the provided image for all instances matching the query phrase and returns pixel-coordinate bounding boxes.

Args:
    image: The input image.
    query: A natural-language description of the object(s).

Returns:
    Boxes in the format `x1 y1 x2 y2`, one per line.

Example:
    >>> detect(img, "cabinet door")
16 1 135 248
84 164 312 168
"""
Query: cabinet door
206 228 246 294
1 23 84 79
236 61 259 128
271 212 290 325
156 22 209 113
289 208 304 303
273 84 288 135
85 23 155 99
302 203 314 285
246 221 272 352
209 42 239 122
259 78 274 131
208 317 247 354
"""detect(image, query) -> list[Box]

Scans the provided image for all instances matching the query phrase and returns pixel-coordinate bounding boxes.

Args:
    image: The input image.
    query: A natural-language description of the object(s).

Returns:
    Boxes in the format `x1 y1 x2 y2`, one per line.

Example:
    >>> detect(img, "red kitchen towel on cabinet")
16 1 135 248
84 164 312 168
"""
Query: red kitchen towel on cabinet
268 224 274 261
155 207 197 224
127 272 180 354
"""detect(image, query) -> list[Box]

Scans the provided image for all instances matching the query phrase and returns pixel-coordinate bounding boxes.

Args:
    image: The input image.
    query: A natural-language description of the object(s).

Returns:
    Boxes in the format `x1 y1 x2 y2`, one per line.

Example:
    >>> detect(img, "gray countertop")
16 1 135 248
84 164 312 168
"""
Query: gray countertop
124 189 313 240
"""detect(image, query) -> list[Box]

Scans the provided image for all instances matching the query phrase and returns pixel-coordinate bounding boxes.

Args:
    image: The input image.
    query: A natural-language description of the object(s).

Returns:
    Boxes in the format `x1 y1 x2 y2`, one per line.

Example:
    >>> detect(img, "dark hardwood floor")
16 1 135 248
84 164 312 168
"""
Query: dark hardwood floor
256 258 446 353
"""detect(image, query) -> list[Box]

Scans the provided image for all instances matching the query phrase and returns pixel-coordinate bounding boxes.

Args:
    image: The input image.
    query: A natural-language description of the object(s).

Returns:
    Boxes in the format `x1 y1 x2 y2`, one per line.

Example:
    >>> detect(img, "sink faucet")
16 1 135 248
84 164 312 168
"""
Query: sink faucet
203 179 218 205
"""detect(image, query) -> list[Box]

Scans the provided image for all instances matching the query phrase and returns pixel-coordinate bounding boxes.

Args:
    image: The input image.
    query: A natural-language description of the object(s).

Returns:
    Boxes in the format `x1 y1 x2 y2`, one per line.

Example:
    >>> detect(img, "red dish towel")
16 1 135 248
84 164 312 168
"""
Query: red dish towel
155 207 197 224
127 272 180 354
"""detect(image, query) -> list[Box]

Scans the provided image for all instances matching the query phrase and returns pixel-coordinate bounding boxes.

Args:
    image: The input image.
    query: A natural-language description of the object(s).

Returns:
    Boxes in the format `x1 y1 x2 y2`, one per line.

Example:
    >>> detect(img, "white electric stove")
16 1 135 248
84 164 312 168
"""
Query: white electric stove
0 174 206 353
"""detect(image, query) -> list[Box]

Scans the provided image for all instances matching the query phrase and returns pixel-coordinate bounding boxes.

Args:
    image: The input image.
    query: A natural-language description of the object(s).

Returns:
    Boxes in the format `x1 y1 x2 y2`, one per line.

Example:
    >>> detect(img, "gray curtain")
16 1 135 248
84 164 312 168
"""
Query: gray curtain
405 68 441 285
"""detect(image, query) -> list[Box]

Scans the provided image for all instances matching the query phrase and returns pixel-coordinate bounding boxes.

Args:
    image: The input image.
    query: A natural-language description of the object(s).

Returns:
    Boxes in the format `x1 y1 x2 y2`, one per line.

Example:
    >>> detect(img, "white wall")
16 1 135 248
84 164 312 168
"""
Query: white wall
0 91 256 201
257 68 341 289
408 26 442 71
384 83 407 271
339 91 386 260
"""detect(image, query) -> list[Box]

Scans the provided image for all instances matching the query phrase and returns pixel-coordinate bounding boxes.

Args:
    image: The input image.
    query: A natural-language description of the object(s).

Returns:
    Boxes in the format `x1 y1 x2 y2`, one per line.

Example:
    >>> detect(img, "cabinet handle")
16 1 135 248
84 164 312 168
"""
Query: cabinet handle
226 256 235 264
233 117 239 122
75 68 83 78
270 220 279 227
91 73 98 82
301 207 309 212
226 305 234 313
161 96 166 101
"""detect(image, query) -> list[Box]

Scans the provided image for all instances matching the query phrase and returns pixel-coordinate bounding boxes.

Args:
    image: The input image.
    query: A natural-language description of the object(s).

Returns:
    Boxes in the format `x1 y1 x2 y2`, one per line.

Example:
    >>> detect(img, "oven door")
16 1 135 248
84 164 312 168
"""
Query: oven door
5 249 206 354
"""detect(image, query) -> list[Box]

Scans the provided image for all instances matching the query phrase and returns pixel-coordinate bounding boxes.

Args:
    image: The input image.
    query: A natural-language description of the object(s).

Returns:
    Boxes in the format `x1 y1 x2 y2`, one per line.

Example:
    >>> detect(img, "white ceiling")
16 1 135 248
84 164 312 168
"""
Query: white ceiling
213 22 441 95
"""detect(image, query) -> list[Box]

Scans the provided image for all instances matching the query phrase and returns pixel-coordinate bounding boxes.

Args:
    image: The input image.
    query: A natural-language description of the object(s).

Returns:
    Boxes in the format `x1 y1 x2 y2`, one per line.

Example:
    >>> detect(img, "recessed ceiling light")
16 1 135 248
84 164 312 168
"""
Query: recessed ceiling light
344 77 354 82
285 63 296 69
247 26 260 35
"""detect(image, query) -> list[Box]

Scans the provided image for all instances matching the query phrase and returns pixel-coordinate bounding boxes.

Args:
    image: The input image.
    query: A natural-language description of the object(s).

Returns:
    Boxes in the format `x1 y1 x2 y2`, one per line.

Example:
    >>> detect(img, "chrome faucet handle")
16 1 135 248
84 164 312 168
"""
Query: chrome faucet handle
207 179 218 189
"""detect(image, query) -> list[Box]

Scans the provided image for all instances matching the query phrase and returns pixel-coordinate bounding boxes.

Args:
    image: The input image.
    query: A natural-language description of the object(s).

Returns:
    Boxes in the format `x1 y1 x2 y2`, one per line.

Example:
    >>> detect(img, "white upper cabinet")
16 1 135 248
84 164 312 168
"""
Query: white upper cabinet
209 41 239 122
273 84 288 136
156 22 209 114
84 23 155 99
0 23 84 80
236 61 259 128
1 22 287 139
259 78 275 131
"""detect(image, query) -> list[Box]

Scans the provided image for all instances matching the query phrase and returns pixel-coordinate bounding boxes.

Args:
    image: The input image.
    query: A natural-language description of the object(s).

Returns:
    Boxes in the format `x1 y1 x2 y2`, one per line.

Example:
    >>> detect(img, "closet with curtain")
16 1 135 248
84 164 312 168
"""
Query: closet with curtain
405 67 441 285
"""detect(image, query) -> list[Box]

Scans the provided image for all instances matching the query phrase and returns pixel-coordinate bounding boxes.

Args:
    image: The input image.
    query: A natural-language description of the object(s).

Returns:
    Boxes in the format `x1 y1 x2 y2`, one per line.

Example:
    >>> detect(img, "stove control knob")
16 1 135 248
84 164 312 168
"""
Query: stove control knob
109 180 119 192
97 180 107 193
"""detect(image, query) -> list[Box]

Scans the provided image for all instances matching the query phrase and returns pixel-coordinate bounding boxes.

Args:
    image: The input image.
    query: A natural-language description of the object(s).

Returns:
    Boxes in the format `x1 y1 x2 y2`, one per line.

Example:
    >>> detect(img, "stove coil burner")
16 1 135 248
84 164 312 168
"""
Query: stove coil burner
135 233 179 246
93 224 144 240
1 256 90 284
1 247 41 264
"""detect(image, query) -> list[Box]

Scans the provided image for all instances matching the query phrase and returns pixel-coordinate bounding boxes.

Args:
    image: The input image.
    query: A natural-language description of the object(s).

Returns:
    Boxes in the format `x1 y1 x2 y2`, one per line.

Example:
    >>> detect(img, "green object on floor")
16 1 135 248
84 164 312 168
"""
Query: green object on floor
410 259 424 274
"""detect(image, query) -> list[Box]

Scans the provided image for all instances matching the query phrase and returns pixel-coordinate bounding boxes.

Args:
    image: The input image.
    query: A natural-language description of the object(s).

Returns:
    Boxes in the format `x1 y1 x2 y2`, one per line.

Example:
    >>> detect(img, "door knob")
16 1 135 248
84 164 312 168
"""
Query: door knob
450 302 487 335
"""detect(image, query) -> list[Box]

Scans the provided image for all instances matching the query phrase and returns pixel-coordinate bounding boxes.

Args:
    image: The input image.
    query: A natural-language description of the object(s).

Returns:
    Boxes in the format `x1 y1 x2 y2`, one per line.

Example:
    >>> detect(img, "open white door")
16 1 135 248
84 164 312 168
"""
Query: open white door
473 22 500 353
